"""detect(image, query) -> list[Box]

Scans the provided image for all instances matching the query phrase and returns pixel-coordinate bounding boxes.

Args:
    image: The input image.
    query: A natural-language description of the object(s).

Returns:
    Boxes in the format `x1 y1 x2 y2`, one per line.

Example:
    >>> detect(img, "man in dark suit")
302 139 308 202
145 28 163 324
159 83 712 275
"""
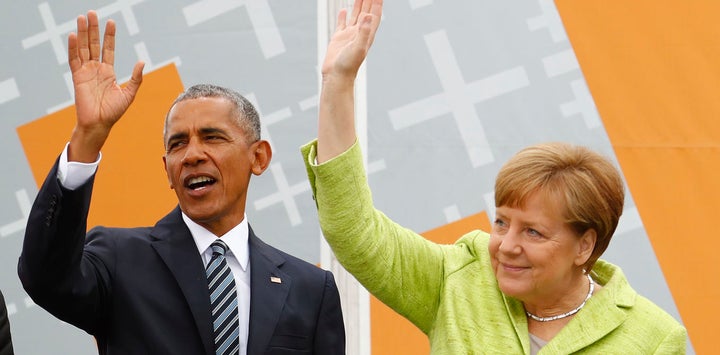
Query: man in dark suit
0 289 13 355
18 10 345 355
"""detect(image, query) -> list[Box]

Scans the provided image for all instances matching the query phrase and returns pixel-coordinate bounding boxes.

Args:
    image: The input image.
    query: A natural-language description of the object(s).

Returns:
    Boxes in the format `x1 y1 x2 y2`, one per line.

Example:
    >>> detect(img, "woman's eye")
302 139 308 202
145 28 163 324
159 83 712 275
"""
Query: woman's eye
526 228 543 238
492 219 509 234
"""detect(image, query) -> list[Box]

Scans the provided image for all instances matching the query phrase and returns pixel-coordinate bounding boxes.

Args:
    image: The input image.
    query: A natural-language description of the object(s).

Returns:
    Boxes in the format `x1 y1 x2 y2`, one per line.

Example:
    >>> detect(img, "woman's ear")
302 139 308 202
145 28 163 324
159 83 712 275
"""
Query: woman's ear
575 229 597 267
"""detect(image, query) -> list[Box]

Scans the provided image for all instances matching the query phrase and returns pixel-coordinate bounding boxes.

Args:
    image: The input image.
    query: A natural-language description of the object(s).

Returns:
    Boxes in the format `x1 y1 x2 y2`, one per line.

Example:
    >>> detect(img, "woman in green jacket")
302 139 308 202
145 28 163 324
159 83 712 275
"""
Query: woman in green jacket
305 0 687 353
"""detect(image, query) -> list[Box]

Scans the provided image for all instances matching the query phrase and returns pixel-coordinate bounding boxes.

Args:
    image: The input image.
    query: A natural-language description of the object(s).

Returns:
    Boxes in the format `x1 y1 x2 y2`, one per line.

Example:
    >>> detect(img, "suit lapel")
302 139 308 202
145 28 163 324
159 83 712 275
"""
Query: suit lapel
246 227 291 354
150 207 214 355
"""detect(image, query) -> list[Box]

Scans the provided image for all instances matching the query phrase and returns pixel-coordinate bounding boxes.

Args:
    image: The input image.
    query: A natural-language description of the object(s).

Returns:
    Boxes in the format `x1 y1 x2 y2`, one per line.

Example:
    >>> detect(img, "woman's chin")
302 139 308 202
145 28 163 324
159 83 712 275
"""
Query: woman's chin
496 277 528 299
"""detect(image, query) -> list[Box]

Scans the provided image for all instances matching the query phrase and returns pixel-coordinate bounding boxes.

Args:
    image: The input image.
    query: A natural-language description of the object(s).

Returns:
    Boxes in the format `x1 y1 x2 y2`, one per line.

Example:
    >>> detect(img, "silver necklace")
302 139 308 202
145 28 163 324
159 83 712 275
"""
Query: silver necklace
525 274 594 322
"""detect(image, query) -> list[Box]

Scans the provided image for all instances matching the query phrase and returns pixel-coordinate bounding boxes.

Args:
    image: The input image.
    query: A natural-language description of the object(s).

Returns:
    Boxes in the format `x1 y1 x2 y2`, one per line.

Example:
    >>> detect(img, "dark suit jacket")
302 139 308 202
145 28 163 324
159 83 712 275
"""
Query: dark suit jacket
0 289 13 355
18 160 345 354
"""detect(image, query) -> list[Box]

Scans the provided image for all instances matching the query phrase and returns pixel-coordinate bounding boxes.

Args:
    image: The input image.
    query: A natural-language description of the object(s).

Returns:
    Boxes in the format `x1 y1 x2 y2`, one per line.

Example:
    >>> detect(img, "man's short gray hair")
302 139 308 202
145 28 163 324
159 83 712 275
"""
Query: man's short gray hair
164 84 261 142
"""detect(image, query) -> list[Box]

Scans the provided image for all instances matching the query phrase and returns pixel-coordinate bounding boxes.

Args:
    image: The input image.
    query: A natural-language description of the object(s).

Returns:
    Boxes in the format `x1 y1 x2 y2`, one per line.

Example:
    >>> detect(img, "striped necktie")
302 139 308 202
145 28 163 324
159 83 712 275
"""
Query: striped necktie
206 240 240 355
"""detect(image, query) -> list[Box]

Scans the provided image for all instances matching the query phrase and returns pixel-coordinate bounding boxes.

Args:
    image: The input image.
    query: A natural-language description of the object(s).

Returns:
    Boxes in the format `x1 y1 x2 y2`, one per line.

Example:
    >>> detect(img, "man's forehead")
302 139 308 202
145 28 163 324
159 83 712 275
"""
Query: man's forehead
164 99 245 139
166 107 235 128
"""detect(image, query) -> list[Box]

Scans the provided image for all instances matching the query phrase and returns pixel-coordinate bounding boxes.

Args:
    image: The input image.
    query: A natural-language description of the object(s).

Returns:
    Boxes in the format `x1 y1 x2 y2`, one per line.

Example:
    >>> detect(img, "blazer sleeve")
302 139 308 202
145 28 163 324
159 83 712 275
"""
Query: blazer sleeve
313 270 345 354
17 158 112 335
302 140 446 333
0 290 13 355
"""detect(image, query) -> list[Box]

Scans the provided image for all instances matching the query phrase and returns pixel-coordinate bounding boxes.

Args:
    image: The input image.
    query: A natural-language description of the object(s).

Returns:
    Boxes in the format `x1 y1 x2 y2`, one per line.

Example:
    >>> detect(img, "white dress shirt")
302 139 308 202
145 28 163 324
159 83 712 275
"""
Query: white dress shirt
183 213 250 355
58 144 250 354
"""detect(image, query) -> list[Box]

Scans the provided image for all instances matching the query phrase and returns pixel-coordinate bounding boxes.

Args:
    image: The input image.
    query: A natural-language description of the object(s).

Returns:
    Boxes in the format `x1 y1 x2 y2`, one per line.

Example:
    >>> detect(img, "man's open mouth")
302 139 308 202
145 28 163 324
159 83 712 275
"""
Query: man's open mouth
186 176 216 190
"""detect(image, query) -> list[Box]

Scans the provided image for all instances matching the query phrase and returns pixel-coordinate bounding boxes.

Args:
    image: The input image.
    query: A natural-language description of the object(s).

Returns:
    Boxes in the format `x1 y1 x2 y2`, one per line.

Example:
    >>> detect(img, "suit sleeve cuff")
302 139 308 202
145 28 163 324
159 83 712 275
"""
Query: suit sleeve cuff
58 142 101 190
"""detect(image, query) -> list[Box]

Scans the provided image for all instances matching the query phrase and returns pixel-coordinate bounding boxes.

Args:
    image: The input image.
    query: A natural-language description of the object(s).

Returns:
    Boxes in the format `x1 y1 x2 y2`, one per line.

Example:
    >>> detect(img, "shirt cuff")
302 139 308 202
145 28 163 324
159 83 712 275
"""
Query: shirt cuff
58 142 101 190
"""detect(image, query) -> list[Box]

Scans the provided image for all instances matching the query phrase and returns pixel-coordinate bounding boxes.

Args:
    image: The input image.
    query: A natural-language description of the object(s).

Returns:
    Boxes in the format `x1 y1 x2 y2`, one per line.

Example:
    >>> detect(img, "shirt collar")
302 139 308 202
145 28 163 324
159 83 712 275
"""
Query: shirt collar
182 212 250 271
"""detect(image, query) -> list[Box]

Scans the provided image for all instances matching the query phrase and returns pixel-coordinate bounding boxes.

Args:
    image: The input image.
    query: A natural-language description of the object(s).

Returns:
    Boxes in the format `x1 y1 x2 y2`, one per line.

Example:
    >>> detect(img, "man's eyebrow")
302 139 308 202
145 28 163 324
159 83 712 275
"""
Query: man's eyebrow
166 127 230 144
199 127 227 135
166 132 188 143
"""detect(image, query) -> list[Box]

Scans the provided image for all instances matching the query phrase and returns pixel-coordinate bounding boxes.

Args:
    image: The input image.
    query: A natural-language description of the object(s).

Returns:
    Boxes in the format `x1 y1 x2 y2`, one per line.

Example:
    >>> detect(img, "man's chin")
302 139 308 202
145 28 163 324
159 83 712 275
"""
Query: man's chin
179 204 216 223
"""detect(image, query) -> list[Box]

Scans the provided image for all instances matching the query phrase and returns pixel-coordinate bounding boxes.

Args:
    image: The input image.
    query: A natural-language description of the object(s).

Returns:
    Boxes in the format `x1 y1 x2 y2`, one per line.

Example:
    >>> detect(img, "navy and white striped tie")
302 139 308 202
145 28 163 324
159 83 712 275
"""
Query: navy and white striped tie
206 240 240 355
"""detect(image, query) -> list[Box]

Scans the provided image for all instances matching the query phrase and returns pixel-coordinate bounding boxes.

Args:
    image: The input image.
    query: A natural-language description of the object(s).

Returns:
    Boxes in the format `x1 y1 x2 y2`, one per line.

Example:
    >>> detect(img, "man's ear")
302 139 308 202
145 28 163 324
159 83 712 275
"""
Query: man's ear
162 155 174 189
251 140 272 175
575 229 596 267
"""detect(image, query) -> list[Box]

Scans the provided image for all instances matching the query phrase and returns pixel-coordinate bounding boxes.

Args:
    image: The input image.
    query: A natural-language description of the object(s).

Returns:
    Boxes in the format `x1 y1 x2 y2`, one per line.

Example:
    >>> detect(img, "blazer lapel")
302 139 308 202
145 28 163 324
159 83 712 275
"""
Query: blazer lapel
503 295 532 353
543 295 627 354
151 207 214 355
542 264 634 354
246 227 291 354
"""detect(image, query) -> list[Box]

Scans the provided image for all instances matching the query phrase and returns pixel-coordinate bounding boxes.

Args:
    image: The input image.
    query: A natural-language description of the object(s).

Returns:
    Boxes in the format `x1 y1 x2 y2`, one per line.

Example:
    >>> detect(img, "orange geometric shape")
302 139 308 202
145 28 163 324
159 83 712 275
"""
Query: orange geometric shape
17 64 184 229
371 211 492 354
555 1 720 352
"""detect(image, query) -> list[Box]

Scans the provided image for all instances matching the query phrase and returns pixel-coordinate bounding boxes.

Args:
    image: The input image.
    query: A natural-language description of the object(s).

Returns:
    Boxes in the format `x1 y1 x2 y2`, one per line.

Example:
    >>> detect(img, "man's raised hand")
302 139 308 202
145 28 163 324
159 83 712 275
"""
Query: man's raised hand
68 10 144 162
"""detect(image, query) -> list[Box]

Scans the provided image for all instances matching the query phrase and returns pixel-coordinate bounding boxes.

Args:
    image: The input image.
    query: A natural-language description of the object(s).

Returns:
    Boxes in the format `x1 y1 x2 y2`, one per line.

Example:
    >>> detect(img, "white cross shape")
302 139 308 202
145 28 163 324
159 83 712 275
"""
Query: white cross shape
97 0 146 36
389 30 529 168
21 3 72 64
133 42 182 72
483 191 496 223
22 1 147 65
254 163 308 226
298 94 318 112
443 205 462 223
243 94 305 225
0 189 32 238
527 0 568 43
0 78 20 105
183 0 285 58
244 93 292 150
560 79 601 129
409 0 434 10
542 49 579 78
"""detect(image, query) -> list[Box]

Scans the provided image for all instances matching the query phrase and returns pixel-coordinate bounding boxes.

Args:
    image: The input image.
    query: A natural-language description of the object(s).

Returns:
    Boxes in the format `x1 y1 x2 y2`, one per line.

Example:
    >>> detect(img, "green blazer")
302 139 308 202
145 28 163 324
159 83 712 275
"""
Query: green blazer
302 140 687 354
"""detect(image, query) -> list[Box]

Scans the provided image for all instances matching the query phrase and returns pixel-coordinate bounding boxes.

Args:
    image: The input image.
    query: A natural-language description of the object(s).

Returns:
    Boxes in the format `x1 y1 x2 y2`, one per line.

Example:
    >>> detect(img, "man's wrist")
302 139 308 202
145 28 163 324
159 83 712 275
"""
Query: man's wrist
58 142 101 190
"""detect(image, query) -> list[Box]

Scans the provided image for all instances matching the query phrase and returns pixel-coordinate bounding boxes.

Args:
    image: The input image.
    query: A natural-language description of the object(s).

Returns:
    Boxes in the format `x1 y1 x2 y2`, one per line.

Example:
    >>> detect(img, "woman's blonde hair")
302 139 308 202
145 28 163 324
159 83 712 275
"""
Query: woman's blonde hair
494 142 625 271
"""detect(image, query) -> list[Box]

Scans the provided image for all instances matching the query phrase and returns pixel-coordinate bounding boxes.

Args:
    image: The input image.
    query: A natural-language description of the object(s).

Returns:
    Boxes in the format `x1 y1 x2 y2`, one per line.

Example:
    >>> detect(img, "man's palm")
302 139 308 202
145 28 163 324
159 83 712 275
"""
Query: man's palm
73 60 134 130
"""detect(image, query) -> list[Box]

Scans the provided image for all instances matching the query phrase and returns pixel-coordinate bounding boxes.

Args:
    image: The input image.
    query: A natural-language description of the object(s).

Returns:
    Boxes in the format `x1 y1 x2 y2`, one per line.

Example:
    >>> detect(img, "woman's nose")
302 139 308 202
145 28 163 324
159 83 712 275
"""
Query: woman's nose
498 229 522 254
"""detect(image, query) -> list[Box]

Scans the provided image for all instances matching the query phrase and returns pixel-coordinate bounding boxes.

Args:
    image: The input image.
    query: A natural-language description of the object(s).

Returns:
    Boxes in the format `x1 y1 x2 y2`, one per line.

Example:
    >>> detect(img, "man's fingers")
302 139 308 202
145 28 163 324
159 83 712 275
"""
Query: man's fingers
76 14 90 63
87 10 101 61
102 20 117 66
124 61 145 99
68 32 81 73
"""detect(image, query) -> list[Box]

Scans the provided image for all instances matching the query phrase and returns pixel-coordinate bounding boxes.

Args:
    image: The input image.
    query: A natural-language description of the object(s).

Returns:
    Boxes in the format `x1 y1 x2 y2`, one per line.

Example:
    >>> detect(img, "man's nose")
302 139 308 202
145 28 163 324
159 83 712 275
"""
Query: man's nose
182 139 206 165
